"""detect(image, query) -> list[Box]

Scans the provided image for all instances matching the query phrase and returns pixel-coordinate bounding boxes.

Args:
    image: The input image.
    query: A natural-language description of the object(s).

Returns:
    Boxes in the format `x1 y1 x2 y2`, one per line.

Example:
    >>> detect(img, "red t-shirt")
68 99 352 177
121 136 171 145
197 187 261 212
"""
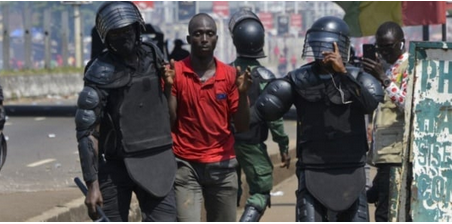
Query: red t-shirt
171 57 239 163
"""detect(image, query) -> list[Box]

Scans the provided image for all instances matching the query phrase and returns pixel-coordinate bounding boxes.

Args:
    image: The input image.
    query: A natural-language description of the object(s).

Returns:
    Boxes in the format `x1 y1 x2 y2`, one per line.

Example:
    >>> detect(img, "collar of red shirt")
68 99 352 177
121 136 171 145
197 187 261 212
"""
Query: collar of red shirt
179 57 227 81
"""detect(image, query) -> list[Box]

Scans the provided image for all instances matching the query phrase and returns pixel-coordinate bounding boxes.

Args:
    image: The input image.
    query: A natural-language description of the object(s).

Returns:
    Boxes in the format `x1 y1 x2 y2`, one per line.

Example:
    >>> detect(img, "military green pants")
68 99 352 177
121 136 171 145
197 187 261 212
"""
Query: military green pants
235 142 273 211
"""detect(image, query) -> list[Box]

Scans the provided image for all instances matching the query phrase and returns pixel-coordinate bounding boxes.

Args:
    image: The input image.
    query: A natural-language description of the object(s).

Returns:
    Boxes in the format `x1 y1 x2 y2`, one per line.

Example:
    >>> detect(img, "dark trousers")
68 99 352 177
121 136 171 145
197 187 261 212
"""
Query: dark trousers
367 164 400 222
99 160 177 222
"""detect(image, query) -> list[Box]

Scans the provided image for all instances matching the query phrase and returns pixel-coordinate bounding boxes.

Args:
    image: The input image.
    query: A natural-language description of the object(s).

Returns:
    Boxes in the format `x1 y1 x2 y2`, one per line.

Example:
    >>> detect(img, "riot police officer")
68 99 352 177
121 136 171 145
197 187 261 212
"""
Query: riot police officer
228 10 290 222
75 1 176 221
255 16 384 221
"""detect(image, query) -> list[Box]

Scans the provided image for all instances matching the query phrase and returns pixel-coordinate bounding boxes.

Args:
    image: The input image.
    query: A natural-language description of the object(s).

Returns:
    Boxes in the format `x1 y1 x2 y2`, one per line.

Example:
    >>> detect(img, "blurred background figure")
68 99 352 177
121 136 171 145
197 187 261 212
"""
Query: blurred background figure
277 54 287 77
290 54 297 70
169 39 189 61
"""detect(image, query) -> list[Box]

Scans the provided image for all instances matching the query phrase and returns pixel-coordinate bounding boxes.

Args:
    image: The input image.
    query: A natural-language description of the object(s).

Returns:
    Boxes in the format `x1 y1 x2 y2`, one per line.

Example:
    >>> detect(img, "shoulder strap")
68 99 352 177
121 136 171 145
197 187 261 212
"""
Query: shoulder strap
142 42 166 78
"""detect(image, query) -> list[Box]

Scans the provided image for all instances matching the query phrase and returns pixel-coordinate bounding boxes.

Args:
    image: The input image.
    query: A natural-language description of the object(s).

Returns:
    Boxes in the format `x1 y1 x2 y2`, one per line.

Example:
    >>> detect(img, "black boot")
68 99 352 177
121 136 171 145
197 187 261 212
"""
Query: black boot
239 206 263 222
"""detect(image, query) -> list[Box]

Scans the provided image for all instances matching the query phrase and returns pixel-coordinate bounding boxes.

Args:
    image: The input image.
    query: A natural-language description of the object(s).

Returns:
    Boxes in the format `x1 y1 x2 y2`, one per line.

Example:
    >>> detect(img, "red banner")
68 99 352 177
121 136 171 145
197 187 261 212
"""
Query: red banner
132 1 154 10
290 14 302 29
213 1 229 17
402 1 446 26
258 12 273 30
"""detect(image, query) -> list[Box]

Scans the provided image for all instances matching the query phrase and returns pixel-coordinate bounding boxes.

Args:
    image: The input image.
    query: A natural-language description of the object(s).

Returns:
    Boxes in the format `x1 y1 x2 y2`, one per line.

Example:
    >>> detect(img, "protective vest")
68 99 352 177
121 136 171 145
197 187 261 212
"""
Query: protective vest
89 43 172 158
370 57 408 164
289 64 369 169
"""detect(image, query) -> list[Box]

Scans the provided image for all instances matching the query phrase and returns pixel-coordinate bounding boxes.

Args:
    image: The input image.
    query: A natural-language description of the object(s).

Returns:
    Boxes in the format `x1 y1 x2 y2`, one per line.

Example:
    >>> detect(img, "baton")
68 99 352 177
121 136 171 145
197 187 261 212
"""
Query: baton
74 177 110 222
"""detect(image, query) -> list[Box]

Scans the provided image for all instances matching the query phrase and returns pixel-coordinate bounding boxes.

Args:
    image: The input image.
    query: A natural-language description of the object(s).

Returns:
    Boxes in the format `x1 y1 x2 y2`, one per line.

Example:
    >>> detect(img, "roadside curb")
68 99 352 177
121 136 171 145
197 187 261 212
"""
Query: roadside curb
26 197 88 222
5 105 77 117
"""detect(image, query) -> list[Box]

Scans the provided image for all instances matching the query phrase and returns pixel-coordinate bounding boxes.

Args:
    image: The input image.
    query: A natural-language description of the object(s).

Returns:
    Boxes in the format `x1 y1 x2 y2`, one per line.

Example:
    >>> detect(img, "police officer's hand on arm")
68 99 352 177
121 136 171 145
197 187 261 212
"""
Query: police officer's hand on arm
233 66 253 132
322 42 347 74
164 59 177 129
362 57 387 86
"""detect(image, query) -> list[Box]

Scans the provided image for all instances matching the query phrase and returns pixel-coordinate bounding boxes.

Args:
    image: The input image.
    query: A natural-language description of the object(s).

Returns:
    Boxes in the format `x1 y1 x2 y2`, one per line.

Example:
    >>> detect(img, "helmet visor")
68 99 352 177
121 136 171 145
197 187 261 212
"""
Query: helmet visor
302 30 350 61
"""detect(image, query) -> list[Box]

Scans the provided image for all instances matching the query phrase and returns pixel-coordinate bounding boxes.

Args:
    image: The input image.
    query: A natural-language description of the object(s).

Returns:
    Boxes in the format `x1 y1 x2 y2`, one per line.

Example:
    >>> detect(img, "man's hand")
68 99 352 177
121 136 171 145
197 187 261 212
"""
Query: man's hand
322 42 347 74
280 152 291 169
235 66 252 94
362 57 386 83
163 59 176 86
85 180 103 221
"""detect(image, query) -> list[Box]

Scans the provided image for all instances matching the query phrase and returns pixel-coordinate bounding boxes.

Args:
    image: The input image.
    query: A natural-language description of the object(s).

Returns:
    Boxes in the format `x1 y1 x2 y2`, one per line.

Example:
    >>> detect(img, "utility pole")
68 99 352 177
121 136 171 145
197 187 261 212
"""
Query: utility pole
44 9 51 69
2 4 10 70
61 1 91 67
24 3 32 69
74 4 82 67
61 11 69 67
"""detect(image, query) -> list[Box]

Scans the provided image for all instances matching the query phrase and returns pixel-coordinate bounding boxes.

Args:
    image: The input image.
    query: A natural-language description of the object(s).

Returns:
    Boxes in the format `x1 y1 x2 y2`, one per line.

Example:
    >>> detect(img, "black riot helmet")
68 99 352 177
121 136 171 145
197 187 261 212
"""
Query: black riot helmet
95 1 146 44
302 16 351 62
229 10 266 59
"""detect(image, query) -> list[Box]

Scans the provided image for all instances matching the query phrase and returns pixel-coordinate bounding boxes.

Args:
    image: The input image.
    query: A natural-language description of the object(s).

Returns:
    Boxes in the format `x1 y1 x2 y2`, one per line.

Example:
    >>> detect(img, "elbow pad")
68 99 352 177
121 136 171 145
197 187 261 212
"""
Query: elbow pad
75 86 101 138
78 136 98 183
255 79 294 122
358 71 385 103
75 86 102 183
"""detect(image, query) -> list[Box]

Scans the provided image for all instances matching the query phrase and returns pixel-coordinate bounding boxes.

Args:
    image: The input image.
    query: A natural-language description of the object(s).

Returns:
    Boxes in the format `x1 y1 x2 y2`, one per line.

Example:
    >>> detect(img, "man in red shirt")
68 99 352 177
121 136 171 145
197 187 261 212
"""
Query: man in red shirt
164 13 252 222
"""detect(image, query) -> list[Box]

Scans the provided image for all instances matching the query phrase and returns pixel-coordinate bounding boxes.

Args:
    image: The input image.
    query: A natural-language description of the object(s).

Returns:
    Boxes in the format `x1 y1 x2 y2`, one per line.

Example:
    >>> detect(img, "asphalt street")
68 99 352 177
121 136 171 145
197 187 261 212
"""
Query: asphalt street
0 116 81 193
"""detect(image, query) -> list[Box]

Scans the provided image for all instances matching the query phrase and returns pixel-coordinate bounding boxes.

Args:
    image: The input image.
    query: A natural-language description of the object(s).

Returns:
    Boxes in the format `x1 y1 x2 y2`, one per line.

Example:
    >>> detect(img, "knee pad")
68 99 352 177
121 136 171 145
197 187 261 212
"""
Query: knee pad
339 190 369 222
296 189 317 222
352 190 370 222
239 205 264 222
296 171 318 222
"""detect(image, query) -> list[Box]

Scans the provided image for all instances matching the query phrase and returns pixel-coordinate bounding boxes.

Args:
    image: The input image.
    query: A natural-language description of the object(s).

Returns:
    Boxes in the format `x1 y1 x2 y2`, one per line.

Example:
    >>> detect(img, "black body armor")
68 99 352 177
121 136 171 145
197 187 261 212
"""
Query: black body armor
287 63 379 168
91 43 172 158
75 42 172 183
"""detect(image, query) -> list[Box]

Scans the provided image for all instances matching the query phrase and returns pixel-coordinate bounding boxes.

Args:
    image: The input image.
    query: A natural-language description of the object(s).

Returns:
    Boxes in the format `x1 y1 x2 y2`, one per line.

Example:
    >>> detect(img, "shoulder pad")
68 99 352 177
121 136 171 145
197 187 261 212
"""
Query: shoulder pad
142 41 166 66
357 71 385 102
251 66 276 81
255 79 293 121
84 55 130 88
346 65 360 79
288 64 322 89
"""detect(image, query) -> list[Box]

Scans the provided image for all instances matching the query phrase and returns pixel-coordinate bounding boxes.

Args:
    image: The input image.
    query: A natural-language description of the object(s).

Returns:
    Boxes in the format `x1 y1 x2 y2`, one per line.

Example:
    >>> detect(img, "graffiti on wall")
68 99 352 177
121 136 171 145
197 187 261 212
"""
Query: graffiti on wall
411 58 452 222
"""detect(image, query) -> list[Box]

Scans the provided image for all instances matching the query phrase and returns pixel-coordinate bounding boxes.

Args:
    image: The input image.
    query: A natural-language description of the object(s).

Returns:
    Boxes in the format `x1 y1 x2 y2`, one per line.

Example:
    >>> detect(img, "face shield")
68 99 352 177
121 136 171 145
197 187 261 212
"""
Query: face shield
302 30 350 62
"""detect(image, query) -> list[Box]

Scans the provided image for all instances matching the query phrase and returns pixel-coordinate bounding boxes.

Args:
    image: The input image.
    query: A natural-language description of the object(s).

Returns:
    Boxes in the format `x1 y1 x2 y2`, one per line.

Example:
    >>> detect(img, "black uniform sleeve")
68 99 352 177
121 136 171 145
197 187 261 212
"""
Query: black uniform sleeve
340 72 379 114
74 83 107 183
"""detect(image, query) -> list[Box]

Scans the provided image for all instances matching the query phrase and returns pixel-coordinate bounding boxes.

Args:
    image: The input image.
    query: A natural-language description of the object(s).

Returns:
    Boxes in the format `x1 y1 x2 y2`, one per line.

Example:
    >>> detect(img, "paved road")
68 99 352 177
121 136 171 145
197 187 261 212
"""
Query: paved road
0 116 81 193
1 96 81 193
